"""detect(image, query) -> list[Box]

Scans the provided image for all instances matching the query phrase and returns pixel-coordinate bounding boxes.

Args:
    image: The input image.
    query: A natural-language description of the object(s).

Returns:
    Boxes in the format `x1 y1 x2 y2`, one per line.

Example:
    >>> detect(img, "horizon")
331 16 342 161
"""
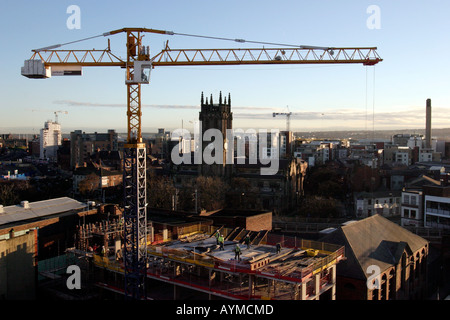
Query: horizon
3 126 450 138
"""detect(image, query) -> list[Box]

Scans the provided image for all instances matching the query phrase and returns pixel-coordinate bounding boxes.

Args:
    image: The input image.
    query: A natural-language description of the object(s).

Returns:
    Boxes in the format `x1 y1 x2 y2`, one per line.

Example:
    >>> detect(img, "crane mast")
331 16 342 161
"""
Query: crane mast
122 30 149 300
21 27 382 300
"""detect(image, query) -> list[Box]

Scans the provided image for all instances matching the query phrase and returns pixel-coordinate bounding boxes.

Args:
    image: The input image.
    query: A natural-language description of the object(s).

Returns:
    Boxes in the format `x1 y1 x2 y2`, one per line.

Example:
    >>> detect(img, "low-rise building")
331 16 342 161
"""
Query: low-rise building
423 173 450 229
0 197 87 259
354 190 401 218
400 174 441 227
320 214 429 300
70 129 118 169
73 166 122 196
401 190 423 227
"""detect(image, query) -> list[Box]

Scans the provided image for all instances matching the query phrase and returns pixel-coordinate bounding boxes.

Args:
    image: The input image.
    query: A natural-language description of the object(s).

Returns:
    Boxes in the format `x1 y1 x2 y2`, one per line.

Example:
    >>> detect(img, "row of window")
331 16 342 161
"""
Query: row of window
403 208 417 219
367 198 399 205
366 207 400 216
403 194 418 205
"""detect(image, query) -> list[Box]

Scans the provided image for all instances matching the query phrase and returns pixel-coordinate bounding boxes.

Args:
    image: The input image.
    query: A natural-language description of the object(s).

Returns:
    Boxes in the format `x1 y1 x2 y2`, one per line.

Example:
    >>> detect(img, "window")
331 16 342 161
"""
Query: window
411 196 416 206
404 195 410 204
403 209 410 218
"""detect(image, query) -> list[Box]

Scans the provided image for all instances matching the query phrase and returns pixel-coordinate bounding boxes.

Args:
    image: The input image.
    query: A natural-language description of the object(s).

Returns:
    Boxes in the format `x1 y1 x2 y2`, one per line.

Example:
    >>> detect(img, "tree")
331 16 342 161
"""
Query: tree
230 177 252 192
227 177 261 210
176 182 196 212
298 196 342 218
194 176 227 212
304 165 345 199
147 171 176 209
0 182 19 205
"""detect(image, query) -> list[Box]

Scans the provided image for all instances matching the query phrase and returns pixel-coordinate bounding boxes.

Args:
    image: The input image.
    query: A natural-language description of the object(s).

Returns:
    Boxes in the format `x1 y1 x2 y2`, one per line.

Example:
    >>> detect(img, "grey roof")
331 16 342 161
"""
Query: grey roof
319 215 428 280
0 197 86 227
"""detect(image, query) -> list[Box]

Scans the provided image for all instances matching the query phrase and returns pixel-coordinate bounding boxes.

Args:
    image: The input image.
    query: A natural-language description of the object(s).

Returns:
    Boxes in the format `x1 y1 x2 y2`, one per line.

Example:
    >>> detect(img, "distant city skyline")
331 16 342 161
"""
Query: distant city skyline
1 1 449 134
4 99 449 135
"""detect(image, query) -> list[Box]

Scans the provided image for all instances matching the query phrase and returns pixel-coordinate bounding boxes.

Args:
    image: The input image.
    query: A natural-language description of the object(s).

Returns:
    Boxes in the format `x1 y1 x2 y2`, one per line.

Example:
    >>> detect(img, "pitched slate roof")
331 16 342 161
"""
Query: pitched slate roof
319 214 428 280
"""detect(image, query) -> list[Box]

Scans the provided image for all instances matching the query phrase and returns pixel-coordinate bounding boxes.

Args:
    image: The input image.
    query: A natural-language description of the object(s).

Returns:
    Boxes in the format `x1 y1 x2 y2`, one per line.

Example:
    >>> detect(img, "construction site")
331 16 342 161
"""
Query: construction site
37 212 346 300
21 26 378 300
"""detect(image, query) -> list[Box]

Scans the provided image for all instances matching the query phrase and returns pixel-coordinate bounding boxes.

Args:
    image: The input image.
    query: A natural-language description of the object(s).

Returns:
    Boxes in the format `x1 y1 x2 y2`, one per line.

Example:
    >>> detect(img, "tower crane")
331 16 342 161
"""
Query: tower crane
54 110 68 123
31 109 68 123
273 106 293 132
21 27 382 299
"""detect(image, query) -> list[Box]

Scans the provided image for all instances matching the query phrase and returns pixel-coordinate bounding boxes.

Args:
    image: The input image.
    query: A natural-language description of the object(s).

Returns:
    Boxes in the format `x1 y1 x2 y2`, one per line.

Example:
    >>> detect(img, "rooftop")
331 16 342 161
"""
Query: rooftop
320 214 429 280
0 197 86 227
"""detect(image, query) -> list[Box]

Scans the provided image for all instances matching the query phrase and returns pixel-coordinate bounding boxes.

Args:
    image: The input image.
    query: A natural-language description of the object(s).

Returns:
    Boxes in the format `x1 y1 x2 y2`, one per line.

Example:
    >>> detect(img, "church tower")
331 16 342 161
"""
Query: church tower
198 91 233 178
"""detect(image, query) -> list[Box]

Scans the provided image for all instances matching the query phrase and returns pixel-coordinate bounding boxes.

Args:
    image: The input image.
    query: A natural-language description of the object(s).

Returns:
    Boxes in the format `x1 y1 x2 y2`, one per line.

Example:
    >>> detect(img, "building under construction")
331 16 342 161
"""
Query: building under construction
60 212 345 300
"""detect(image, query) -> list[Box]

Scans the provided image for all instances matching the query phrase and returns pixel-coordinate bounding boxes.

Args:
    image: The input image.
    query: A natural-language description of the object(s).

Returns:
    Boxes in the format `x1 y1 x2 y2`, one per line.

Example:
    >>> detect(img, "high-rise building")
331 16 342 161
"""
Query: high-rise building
40 121 61 161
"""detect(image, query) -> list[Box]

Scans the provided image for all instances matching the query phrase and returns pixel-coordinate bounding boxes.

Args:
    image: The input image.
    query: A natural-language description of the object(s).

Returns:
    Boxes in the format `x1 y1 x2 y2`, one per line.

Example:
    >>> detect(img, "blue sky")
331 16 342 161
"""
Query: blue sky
1 0 449 134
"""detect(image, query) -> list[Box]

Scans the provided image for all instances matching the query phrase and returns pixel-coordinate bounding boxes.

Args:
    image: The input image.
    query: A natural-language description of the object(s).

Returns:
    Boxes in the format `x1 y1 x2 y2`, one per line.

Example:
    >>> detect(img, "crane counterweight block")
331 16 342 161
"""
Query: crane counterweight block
21 59 83 78
21 59 50 79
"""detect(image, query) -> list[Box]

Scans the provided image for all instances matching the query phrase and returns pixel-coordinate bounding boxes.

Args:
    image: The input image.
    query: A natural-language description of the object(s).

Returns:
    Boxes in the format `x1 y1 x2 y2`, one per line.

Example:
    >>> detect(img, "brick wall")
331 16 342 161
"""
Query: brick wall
336 276 367 300
203 211 272 231
245 212 272 231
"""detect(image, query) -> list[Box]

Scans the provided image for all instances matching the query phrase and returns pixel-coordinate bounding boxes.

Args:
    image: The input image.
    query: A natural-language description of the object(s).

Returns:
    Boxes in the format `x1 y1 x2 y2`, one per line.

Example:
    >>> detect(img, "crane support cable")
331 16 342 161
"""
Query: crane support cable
168 31 330 50
33 27 331 52
34 33 108 52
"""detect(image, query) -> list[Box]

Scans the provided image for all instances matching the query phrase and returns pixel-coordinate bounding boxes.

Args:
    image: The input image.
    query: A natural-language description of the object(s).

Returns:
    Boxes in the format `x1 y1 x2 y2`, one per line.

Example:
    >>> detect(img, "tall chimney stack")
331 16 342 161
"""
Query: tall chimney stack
425 98 432 149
